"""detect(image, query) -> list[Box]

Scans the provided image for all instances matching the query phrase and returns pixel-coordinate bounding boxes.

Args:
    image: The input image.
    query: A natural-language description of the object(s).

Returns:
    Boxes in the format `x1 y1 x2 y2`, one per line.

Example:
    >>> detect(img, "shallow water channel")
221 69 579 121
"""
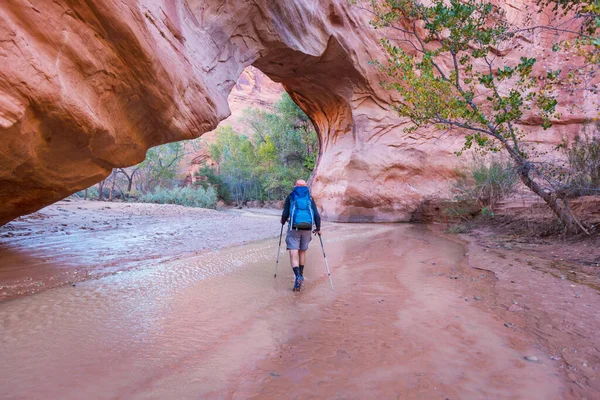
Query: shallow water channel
0 223 563 399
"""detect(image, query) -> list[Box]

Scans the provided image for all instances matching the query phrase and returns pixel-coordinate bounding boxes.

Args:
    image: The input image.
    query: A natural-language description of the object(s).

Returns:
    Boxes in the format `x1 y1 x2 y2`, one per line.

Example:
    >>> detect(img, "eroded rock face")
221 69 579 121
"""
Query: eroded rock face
0 0 595 225
0 0 230 225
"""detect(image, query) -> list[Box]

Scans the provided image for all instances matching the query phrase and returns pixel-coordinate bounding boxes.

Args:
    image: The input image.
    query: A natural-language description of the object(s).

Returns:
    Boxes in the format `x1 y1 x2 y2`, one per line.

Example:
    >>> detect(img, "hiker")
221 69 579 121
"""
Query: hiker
281 179 321 291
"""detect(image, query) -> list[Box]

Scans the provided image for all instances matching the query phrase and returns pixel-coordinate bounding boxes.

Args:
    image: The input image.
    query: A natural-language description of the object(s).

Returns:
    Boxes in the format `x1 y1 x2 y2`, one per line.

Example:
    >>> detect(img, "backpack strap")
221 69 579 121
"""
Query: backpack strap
308 196 314 228
289 196 296 232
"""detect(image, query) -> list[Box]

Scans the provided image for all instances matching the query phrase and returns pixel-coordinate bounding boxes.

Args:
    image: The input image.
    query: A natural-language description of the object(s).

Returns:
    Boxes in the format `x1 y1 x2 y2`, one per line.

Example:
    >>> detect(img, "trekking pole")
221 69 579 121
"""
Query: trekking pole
317 233 334 290
274 224 284 278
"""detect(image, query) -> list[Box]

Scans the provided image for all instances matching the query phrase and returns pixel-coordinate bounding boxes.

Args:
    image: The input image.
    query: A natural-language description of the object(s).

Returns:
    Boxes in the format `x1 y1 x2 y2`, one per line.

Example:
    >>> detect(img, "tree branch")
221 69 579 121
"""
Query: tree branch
483 56 521 153
507 25 593 39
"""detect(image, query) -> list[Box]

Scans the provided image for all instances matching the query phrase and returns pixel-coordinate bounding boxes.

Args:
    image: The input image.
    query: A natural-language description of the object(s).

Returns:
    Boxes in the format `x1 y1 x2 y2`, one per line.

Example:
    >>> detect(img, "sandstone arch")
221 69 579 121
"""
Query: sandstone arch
0 0 592 225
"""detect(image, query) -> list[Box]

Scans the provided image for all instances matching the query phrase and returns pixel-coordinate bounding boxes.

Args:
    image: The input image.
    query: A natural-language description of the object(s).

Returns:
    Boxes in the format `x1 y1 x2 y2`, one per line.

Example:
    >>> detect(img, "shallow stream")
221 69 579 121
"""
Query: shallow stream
0 223 562 399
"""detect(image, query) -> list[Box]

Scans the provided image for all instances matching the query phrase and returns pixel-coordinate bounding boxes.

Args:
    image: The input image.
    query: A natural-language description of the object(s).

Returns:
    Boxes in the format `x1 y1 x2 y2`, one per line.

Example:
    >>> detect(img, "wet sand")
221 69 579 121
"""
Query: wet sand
458 229 600 398
1 218 584 399
0 200 281 300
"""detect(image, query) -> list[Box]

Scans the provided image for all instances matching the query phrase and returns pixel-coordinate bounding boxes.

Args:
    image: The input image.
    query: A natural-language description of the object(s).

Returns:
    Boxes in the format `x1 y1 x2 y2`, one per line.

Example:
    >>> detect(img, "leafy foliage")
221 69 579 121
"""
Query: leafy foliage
75 186 99 200
370 0 559 148
201 93 318 204
209 126 260 206
139 186 217 208
366 0 594 233
553 122 600 196
194 163 229 201
136 142 186 192
454 155 518 212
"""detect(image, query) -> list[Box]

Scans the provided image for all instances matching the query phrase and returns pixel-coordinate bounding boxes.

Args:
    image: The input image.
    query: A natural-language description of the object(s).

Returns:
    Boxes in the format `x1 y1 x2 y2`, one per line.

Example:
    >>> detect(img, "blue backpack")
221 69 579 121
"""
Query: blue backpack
290 186 314 230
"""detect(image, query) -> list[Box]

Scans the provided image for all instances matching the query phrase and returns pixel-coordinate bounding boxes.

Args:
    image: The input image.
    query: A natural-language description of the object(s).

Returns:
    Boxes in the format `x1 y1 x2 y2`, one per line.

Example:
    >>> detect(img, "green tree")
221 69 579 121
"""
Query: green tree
201 94 319 204
241 93 318 198
273 93 319 171
209 126 260 205
117 166 140 193
137 141 185 193
365 0 595 233
194 162 229 201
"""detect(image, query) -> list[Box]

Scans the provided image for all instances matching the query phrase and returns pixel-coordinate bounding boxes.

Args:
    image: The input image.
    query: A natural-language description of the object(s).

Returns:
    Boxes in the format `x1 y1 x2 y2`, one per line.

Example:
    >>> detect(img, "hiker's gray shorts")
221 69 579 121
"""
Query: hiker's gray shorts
285 229 312 251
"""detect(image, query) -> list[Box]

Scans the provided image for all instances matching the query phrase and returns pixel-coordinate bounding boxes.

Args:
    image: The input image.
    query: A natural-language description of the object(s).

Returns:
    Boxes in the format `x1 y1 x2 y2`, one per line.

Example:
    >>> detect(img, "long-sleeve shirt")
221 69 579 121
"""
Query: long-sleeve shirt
281 194 321 230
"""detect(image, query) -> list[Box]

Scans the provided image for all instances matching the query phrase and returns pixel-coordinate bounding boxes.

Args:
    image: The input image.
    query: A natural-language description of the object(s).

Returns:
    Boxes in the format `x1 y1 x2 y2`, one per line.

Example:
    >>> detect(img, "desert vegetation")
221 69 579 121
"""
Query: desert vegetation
199 94 318 206
78 140 204 206
363 0 599 233
76 93 317 209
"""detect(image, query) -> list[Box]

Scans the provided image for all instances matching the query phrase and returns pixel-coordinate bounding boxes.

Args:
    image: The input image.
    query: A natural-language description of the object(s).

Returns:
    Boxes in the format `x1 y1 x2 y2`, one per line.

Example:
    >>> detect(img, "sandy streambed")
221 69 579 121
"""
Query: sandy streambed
0 217 580 399
0 200 281 300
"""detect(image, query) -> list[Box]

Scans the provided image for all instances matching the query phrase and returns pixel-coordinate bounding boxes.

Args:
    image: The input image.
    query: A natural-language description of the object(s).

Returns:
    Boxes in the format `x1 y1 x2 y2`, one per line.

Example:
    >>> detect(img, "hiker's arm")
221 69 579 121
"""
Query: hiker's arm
281 196 291 224
311 198 321 230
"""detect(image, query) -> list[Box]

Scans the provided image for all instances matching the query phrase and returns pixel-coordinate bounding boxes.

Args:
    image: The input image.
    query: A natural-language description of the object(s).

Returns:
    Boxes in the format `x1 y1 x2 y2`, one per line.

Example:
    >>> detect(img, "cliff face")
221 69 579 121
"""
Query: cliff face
0 0 595 225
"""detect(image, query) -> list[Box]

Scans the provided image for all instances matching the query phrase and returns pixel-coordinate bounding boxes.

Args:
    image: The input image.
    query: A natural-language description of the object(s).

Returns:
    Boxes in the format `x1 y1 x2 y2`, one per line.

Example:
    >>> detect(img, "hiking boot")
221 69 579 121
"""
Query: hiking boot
292 266 301 291
296 275 304 291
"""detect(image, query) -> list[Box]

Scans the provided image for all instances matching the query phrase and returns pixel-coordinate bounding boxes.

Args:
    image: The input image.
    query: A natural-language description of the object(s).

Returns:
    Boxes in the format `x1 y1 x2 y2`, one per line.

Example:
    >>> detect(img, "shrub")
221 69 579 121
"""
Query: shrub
480 206 494 218
126 189 142 200
194 163 231 202
75 187 99 200
453 154 518 212
139 186 217 209
556 123 600 197
447 224 471 234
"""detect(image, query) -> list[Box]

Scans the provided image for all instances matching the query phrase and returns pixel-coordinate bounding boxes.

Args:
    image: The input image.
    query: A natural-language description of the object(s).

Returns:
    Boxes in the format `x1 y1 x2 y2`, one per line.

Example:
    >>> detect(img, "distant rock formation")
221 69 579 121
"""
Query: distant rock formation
222 66 284 134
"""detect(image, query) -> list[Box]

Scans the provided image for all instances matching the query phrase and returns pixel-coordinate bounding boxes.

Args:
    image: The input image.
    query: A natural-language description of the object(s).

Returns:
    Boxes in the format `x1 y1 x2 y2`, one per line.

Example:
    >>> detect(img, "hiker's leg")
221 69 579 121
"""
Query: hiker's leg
299 250 307 266
289 249 301 284
299 250 306 276
298 230 311 276
286 231 301 281
289 249 300 269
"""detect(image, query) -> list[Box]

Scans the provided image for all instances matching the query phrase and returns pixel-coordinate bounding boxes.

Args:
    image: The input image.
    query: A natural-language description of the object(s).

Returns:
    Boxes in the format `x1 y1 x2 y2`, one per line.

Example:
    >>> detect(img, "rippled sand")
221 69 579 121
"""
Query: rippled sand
0 223 565 399
0 200 282 300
